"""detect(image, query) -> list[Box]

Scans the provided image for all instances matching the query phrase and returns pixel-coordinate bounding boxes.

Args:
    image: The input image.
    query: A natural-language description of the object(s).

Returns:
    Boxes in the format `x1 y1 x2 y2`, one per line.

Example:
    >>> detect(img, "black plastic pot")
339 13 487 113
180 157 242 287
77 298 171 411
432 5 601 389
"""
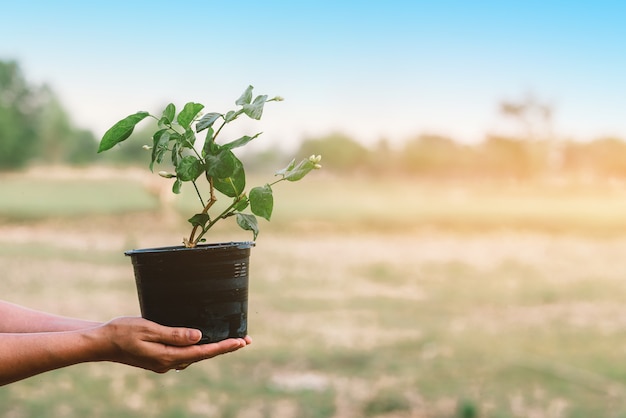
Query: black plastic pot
125 241 253 344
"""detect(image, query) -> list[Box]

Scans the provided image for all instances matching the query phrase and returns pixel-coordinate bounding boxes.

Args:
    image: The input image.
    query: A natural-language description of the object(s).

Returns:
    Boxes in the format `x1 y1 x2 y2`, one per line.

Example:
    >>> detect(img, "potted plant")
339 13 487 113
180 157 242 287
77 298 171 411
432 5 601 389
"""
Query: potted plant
98 85 321 343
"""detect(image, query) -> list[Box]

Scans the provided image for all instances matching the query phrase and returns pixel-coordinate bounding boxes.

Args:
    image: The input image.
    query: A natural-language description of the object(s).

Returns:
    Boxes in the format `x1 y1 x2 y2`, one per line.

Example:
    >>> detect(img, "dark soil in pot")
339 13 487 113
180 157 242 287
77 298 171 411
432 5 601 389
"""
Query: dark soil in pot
125 241 253 344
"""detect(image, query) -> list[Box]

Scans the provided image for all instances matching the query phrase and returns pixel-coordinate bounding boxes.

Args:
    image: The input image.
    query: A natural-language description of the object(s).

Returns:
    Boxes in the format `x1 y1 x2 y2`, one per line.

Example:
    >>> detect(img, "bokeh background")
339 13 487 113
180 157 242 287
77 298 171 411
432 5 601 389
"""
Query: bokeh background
3 1 626 417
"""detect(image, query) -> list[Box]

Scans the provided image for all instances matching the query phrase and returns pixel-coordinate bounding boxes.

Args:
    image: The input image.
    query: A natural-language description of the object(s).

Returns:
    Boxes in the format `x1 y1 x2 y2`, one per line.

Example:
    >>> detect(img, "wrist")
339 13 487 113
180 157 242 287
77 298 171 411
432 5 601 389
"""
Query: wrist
80 323 116 363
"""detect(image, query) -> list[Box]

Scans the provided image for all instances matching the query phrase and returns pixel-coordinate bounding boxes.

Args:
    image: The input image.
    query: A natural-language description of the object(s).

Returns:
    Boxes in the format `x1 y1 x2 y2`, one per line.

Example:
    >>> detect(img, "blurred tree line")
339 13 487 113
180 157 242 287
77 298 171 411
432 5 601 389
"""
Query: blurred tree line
0 60 96 169
2 58 626 181
296 133 626 182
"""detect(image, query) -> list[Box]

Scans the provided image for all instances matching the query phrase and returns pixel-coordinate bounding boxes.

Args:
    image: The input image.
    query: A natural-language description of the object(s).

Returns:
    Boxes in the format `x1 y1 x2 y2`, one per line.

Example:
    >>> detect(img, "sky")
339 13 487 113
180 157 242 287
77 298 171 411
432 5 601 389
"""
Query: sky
1 1 626 151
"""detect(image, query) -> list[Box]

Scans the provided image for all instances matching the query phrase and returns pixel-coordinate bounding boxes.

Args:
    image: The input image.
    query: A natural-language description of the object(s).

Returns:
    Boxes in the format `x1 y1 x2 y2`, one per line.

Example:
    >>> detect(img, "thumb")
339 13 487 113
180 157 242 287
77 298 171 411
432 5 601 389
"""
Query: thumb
157 326 202 346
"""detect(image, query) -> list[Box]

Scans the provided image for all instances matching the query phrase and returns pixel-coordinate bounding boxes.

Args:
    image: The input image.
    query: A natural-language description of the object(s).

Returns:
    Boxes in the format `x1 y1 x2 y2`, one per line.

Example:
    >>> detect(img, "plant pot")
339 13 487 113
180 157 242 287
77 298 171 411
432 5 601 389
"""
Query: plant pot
125 241 254 344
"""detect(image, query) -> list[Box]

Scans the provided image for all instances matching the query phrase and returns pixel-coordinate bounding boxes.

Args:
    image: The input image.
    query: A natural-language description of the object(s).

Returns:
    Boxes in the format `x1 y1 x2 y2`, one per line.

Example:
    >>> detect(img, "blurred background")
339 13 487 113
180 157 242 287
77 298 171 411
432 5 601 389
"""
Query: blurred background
2 1 626 417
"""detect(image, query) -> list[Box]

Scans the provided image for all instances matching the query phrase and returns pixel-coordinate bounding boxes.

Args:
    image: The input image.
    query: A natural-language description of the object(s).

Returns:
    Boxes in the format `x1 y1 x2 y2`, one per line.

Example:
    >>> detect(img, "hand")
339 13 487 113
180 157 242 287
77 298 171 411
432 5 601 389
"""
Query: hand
96 317 251 373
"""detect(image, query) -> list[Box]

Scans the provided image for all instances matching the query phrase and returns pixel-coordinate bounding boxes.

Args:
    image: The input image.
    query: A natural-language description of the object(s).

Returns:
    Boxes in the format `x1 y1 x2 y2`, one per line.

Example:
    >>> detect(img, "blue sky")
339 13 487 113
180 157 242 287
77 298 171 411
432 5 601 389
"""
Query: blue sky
2 1 625 150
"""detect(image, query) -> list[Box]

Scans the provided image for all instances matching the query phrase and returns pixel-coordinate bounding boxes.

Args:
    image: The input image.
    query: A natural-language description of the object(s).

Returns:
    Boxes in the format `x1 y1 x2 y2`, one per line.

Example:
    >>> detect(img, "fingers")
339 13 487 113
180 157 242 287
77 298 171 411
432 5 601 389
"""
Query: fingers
159 327 203 347
125 318 251 350
153 323 251 353
129 319 201 347
198 337 250 358
139 321 252 368
167 336 252 371
99 317 253 374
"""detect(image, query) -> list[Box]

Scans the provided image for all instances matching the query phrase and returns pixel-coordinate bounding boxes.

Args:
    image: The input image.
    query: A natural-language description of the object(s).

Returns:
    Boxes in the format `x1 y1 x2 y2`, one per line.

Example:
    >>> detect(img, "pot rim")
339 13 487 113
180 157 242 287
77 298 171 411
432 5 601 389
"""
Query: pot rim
124 241 255 256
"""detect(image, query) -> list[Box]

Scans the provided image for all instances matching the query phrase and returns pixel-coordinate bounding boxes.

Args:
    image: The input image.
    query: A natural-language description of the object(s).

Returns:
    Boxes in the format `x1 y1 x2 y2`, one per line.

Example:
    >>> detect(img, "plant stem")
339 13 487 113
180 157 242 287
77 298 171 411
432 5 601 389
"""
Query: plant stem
184 117 231 247
213 120 226 142
268 177 286 187
193 197 243 245
187 177 217 247
191 180 204 208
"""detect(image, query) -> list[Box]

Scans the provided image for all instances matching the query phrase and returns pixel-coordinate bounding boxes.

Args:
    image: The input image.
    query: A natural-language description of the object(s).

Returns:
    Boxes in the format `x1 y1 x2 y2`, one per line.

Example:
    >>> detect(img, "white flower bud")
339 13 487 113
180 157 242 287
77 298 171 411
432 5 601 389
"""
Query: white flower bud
158 171 176 179
314 164 322 169
142 145 152 150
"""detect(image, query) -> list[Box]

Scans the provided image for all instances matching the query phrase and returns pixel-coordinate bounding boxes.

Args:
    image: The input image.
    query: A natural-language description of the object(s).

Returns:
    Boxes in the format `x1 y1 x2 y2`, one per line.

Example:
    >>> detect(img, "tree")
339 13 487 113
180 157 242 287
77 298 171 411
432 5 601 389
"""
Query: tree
35 85 77 164
478 135 537 179
499 94 553 142
0 59 100 168
498 93 561 176
0 60 40 169
297 132 369 173
562 137 626 179
401 134 473 177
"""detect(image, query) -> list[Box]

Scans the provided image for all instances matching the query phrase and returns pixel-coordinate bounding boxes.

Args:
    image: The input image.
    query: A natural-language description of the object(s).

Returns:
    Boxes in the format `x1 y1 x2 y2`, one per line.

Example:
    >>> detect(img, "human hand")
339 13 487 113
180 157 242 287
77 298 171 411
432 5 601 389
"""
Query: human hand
94 317 251 373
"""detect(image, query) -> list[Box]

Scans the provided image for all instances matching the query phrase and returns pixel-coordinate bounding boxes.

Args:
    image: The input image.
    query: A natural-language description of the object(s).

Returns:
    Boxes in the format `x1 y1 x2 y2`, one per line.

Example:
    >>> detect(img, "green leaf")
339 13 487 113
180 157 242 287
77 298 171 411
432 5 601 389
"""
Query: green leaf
236 213 259 240
176 155 204 182
242 95 268 120
213 155 245 197
196 112 222 133
162 103 175 125
181 128 196 148
233 196 249 212
150 129 170 171
280 158 317 182
205 149 236 179
171 142 180 166
222 133 262 150
235 85 254 106
98 111 149 152
275 158 296 177
177 102 204 129
188 213 210 228
202 127 218 157
172 179 182 194
224 109 243 123
250 184 273 221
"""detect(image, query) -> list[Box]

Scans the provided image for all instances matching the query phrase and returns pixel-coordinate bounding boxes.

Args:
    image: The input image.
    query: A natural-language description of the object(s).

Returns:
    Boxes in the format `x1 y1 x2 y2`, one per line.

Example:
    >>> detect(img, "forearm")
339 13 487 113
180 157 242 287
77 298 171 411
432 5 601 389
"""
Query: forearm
0 328 103 386
0 300 101 332
0 317 250 386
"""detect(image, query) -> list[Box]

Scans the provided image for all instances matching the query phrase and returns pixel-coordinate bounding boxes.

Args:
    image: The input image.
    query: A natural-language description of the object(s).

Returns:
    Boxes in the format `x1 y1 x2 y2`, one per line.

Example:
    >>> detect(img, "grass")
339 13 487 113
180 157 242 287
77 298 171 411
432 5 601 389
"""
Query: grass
6 168 626 235
0 176 157 219
3 169 626 416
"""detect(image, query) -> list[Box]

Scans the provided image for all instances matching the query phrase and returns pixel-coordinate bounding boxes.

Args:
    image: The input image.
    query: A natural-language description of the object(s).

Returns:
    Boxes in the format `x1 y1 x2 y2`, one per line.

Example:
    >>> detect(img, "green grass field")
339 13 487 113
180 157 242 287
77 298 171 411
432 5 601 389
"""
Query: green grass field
2 169 626 417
